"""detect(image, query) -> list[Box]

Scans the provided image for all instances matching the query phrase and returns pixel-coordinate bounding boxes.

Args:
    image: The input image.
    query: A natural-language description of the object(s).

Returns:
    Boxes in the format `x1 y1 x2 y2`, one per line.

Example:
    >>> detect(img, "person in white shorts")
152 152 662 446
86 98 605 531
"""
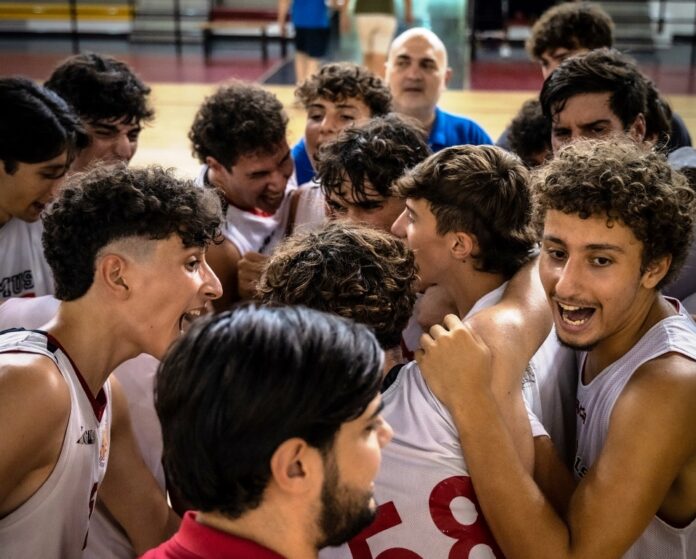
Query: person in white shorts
0 164 222 558
418 140 696 559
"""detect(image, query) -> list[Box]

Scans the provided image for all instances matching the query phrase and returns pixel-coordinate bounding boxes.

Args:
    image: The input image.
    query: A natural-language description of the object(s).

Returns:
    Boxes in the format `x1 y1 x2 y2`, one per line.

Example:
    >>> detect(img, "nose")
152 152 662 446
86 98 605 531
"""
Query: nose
318 115 339 140
202 259 223 301
552 257 582 301
391 209 408 238
113 134 136 162
379 418 394 448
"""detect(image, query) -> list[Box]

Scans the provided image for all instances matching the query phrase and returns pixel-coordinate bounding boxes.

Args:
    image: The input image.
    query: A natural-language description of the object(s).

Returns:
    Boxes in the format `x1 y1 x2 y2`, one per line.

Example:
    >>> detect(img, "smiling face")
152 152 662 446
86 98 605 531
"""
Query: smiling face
122 235 222 360
385 34 450 121
325 180 405 232
0 151 69 225
550 92 645 153
72 117 142 171
316 394 392 548
539 210 665 353
211 141 293 214
305 97 373 166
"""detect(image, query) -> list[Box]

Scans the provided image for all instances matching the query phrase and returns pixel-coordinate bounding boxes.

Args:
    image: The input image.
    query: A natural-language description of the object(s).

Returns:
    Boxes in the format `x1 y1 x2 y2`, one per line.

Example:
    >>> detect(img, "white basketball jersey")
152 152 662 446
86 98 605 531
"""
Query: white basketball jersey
0 295 163 559
574 300 696 559
0 218 54 300
0 329 111 559
292 182 327 235
195 165 295 255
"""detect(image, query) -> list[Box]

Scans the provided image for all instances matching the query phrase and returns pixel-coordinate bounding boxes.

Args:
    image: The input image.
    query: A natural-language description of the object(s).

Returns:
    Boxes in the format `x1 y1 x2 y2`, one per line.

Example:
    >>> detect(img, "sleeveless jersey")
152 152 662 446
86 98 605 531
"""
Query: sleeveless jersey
0 329 112 559
195 165 295 255
291 182 327 235
574 300 696 559
322 283 574 559
0 218 54 300
0 295 163 559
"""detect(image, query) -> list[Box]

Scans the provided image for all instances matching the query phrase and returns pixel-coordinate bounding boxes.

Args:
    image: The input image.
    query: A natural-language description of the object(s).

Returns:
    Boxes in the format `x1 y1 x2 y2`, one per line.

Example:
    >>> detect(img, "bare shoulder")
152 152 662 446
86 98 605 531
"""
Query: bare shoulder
627 352 696 408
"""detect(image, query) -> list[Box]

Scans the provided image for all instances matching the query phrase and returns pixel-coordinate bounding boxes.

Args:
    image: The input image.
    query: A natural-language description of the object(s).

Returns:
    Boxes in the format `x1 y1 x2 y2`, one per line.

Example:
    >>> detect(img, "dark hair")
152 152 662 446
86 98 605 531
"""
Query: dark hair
45 53 153 125
316 113 431 201
534 139 695 288
394 145 537 278
526 1 614 60
189 81 288 168
0 76 89 173
259 222 417 349
540 49 670 146
42 164 222 300
507 99 551 168
156 304 383 517
295 62 392 117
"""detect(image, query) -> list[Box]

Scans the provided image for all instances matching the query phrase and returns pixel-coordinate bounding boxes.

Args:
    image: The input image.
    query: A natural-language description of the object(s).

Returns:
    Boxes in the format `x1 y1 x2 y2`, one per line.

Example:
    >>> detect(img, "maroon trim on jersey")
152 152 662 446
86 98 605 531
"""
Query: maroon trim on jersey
44 332 108 422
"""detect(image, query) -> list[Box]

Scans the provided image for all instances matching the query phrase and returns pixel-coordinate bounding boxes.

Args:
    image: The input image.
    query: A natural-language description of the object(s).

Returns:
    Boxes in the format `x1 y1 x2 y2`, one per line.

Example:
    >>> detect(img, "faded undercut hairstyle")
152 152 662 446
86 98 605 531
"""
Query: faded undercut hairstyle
394 145 538 278
259 222 417 349
534 139 695 288
42 164 222 300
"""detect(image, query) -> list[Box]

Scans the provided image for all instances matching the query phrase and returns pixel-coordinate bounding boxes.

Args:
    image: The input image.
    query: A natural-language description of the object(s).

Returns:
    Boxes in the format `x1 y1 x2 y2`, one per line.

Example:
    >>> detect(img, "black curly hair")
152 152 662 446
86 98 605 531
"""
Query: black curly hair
189 81 288 168
534 139 695 288
45 53 153 125
295 62 392 116
43 164 222 300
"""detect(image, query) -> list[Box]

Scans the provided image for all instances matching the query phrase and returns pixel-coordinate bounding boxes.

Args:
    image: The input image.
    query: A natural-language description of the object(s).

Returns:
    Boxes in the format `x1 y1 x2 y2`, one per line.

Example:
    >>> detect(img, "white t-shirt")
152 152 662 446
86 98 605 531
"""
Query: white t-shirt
0 218 53 300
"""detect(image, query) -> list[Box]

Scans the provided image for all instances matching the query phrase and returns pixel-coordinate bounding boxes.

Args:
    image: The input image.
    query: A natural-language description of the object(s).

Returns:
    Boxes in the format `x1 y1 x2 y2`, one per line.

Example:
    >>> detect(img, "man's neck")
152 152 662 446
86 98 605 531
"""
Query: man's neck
584 293 673 383
396 105 437 132
446 264 506 319
197 508 317 559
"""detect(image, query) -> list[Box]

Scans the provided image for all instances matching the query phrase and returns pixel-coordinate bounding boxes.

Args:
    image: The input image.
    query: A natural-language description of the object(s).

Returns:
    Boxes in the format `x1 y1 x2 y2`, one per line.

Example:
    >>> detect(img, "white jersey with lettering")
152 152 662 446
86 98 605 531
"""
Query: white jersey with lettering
0 329 112 559
0 218 54 300
0 295 163 559
322 283 575 559
195 165 295 255
574 300 696 559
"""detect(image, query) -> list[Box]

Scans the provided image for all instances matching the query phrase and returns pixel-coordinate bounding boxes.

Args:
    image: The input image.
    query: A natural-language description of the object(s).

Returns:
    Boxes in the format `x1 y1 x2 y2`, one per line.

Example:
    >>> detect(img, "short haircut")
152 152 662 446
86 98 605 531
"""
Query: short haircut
156 304 383 518
0 76 89 173
189 81 288 168
42 164 222 301
45 53 154 125
394 145 537 278
259 222 417 349
534 139 695 288
316 113 431 201
507 99 551 168
540 49 671 146
295 62 392 117
526 1 614 60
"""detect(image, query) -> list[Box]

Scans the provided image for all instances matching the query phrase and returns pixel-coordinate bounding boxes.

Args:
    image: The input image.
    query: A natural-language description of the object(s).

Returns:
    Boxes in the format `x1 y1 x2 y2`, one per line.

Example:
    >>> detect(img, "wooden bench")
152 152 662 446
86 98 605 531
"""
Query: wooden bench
201 8 292 63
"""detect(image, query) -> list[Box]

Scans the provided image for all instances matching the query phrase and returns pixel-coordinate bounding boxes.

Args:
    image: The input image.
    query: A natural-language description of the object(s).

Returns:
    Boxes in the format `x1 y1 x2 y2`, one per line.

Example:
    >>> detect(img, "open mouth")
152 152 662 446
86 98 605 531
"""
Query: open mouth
179 307 204 334
557 301 595 326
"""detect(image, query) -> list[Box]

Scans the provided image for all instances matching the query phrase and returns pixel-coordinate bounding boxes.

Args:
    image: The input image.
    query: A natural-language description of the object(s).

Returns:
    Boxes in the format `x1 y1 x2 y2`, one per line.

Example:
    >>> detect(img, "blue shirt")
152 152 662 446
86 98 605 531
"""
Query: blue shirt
291 107 493 186
291 0 330 28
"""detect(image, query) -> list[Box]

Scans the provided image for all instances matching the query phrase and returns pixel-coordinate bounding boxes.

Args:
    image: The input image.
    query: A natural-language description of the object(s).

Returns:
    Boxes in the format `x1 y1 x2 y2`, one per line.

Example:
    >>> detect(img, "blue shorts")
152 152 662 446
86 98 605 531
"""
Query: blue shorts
294 27 330 58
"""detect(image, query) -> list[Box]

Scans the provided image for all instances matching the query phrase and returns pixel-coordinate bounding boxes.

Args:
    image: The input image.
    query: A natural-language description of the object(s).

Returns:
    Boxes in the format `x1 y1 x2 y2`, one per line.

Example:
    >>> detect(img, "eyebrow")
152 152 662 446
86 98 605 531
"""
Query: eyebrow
543 235 625 253
367 400 385 421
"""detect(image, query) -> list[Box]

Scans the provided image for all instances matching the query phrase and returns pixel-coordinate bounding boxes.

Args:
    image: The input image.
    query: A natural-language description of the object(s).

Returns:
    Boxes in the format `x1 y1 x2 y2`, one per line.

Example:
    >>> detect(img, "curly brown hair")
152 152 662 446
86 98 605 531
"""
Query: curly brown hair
526 2 614 61
294 62 392 116
508 99 551 168
533 139 695 287
394 145 538 278
316 113 431 201
258 222 417 349
189 81 288 168
43 164 222 301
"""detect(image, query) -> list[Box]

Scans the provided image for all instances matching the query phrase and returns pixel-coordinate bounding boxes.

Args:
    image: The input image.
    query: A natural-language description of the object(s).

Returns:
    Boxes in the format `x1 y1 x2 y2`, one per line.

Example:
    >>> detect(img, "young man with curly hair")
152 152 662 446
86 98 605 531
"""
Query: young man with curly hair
419 140 696 559
45 53 154 170
497 1 690 153
507 98 551 168
0 165 222 558
291 62 393 186
0 77 88 300
189 81 293 308
144 305 392 558
259 221 418 373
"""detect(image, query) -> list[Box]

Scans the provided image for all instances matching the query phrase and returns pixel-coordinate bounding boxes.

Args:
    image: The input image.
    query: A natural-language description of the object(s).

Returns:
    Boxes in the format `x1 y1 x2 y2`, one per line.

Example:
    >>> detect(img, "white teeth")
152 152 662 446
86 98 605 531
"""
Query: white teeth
558 302 581 311
561 315 588 326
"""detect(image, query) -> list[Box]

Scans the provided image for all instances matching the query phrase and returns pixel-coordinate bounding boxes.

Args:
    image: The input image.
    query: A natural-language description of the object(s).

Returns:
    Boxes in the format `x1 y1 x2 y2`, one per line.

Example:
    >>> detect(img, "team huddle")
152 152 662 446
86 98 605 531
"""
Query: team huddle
1 2 695 559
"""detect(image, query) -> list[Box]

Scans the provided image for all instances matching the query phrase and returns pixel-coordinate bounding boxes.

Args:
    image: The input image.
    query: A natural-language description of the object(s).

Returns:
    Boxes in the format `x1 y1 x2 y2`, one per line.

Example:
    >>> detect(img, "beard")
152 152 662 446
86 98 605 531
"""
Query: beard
317 454 377 549
555 332 598 353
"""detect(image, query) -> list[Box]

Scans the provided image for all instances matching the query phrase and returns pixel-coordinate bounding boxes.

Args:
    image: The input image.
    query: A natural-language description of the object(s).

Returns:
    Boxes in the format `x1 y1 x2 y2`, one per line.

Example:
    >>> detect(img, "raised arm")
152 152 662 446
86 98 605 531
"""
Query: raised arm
97 376 179 555
418 321 696 559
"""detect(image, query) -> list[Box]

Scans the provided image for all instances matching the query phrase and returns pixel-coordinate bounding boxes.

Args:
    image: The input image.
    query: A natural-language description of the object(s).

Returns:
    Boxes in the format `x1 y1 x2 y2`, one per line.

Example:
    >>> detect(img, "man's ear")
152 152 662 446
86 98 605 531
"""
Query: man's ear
630 113 647 143
98 253 131 299
449 231 475 261
270 438 321 494
641 254 671 289
443 66 453 87
206 156 228 174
